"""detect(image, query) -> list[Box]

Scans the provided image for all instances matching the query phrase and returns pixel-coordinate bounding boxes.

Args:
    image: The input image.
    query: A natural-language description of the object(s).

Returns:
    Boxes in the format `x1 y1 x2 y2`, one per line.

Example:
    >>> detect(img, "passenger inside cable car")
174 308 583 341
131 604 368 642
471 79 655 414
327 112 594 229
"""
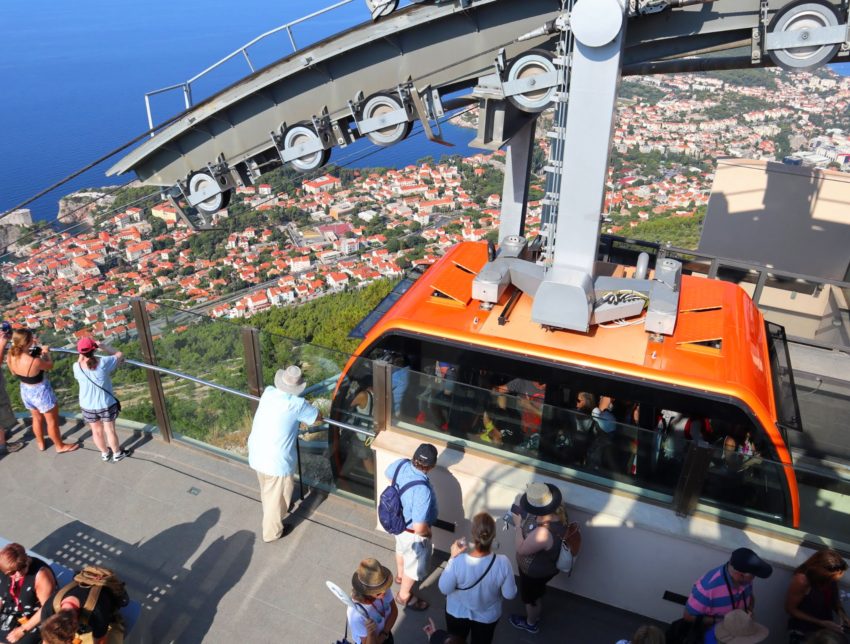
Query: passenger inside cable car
330 333 792 525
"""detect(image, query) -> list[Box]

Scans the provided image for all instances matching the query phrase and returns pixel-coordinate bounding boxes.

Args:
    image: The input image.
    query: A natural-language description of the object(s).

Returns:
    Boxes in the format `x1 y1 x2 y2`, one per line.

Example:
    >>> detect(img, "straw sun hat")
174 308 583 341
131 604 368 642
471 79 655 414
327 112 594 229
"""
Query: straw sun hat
351 558 392 597
715 609 769 644
274 365 307 395
520 482 563 516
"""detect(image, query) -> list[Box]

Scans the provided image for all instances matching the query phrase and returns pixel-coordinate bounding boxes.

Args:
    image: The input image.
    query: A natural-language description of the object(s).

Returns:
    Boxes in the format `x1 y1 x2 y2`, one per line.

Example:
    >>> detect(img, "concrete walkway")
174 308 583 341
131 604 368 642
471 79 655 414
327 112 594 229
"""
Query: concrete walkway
0 418 659 643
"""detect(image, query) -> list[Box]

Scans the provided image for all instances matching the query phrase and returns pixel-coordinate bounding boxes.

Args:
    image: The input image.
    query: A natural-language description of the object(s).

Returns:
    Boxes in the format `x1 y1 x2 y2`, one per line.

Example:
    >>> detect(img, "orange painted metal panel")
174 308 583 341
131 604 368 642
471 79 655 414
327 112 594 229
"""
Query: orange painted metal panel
342 241 798 526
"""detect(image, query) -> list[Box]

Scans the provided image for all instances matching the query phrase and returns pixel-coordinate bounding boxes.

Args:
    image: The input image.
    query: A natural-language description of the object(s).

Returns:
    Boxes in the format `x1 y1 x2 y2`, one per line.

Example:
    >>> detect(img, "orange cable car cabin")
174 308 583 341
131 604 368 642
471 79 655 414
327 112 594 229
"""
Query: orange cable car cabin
331 240 802 528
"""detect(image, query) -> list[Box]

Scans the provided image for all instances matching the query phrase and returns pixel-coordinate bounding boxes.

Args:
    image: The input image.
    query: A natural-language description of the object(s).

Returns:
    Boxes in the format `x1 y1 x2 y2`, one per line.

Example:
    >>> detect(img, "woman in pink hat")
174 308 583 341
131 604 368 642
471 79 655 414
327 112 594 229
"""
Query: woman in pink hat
72 337 126 462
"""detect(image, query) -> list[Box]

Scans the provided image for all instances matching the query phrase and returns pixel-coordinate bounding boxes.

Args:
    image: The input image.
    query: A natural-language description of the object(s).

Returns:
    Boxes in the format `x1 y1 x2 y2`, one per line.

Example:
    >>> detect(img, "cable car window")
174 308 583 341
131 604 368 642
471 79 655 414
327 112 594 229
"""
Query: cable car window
765 322 803 433
343 332 792 525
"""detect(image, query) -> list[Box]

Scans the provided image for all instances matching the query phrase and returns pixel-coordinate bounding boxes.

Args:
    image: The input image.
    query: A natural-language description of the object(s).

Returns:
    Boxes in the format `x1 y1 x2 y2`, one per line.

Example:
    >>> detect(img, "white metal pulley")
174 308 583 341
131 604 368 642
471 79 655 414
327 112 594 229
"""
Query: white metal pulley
571 0 624 47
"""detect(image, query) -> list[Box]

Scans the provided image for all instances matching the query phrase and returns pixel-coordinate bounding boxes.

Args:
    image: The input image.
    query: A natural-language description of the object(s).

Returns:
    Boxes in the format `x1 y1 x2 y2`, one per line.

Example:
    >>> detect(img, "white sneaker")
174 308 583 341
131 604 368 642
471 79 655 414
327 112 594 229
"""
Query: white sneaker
101 451 111 462
112 449 128 463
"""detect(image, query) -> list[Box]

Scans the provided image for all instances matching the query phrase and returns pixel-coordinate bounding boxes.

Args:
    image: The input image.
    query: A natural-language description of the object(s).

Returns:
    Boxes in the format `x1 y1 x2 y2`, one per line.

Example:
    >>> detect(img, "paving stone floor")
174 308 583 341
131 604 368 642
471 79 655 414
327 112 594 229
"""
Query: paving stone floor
0 418 660 643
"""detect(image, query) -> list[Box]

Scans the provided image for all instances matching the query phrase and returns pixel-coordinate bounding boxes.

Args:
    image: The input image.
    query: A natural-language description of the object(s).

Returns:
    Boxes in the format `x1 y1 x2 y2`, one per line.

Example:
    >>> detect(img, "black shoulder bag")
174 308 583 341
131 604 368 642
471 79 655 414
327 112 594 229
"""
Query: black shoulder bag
80 365 122 413
457 554 497 591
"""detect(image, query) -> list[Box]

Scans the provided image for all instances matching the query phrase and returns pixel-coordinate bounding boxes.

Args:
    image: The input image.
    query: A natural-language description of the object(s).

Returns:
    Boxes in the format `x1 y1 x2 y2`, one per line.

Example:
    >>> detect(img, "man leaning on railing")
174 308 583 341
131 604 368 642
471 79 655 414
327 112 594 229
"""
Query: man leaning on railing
247 365 322 543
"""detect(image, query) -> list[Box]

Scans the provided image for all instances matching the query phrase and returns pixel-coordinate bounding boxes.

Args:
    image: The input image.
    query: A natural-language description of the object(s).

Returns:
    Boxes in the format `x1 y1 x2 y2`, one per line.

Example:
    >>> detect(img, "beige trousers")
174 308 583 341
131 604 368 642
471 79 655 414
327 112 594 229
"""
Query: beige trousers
256 472 295 542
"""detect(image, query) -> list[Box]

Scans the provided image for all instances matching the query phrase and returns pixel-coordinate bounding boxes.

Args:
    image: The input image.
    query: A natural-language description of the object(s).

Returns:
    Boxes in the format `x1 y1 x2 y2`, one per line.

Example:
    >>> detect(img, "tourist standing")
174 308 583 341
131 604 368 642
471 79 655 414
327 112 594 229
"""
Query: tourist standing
439 512 516 644
248 365 321 542
785 549 850 643
3 329 77 453
72 337 126 462
509 482 567 634
347 558 398 644
385 443 439 611
684 547 773 627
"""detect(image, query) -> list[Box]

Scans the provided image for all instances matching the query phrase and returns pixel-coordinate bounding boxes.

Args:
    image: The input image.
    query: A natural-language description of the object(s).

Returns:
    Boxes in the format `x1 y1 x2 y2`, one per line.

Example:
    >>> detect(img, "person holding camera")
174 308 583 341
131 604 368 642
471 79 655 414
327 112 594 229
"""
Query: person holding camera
73 337 126 463
0 322 21 455
785 548 850 643
2 328 77 453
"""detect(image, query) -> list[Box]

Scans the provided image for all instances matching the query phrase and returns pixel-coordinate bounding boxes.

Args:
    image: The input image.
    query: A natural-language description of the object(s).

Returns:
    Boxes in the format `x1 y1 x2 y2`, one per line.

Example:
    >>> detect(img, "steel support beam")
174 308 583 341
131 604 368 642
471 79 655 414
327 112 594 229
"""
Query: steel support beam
532 0 628 332
241 327 264 415
130 298 173 442
672 442 713 517
499 117 536 242
372 359 392 433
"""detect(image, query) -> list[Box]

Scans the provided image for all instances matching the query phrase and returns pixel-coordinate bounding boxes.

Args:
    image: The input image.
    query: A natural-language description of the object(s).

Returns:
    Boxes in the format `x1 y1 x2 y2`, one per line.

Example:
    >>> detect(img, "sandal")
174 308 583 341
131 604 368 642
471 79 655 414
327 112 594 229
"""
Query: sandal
396 595 429 611
56 443 80 454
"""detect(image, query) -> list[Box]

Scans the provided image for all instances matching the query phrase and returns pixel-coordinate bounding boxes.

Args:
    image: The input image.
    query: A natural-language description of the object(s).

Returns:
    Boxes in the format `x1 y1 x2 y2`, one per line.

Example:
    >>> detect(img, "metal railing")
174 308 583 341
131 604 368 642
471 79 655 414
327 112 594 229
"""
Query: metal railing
143 0 356 132
596 234 850 355
53 347 373 437
655 243 850 354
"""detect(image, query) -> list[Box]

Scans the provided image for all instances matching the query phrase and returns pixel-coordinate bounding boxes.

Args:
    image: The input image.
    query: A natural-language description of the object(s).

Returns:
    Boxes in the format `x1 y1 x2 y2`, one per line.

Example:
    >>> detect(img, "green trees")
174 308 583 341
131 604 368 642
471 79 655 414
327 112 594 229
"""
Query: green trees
624 210 706 249
32 279 400 448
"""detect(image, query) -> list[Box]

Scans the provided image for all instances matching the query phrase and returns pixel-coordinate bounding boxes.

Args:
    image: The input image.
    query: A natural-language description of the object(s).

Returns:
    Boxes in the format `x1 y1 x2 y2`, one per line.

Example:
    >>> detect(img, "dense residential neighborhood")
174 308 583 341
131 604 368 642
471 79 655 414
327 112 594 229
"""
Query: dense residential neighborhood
2 67 849 340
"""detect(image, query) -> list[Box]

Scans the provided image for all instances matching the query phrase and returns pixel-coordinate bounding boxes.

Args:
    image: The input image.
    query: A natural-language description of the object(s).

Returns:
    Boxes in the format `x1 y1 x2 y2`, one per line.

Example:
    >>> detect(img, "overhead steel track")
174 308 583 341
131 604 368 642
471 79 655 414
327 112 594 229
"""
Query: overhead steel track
107 0 847 218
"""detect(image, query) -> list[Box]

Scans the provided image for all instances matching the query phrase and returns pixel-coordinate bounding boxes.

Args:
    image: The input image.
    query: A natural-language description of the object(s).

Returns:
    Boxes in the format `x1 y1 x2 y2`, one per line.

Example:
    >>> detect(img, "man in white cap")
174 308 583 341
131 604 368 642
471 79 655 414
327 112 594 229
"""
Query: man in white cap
248 364 322 542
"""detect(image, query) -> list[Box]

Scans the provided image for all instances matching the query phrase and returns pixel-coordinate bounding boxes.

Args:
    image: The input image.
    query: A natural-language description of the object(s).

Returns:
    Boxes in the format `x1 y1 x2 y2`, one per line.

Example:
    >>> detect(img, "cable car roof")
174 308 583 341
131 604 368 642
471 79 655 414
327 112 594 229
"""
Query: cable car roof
366 241 776 421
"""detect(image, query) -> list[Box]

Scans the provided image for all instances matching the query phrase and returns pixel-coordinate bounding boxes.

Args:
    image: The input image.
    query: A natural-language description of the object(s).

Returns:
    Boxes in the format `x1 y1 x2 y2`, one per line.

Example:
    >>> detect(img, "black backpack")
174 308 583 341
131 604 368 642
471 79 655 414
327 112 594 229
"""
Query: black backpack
378 460 427 535
666 615 707 644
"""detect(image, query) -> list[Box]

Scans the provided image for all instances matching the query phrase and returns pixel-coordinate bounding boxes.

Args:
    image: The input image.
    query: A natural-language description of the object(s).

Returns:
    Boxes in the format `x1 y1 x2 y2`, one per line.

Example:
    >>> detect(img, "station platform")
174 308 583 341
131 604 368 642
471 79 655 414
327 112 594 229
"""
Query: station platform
0 417 661 643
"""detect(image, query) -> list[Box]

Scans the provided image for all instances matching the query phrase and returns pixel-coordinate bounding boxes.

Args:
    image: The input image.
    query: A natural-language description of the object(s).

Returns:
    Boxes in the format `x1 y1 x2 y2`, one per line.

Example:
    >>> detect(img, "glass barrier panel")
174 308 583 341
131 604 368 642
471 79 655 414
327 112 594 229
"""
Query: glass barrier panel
257 329 352 391
793 463 850 546
296 424 375 501
145 302 250 393
320 354 376 500
697 438 790 525
391 369 679 503
161 375 254 452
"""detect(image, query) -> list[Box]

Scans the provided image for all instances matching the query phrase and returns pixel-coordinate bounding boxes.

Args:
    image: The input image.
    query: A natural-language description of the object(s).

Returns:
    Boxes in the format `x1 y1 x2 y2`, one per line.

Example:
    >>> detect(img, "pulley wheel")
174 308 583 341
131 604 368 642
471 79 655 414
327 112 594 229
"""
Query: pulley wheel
283 122 331 172
767 0 842 71
361 93 412 146
188 171 231 215
505 50 557 113
365 0 398 20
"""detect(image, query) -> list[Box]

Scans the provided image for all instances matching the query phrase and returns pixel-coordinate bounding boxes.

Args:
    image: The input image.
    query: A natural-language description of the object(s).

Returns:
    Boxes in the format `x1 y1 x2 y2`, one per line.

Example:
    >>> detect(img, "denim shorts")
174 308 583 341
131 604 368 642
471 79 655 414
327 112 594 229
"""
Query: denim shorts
82 403 120 424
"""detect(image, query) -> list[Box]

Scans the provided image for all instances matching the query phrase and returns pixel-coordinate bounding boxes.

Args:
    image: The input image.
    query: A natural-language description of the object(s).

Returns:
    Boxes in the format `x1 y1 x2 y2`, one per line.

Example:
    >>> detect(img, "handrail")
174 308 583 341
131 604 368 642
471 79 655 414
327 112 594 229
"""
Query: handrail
51 348 375 438
657 242 850 292
143 0 356 131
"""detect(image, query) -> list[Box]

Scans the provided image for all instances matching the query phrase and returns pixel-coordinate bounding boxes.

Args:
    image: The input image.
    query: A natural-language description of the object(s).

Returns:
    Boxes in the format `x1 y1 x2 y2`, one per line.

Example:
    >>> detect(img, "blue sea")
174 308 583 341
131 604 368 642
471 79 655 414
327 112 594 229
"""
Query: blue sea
0 1 478 222
0 2 848 222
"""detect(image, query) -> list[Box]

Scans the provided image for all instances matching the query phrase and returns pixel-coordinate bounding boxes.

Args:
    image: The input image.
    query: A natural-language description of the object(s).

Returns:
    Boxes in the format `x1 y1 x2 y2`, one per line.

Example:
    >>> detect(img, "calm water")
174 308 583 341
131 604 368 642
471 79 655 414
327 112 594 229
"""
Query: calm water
0 1 479 222
0 2 847 222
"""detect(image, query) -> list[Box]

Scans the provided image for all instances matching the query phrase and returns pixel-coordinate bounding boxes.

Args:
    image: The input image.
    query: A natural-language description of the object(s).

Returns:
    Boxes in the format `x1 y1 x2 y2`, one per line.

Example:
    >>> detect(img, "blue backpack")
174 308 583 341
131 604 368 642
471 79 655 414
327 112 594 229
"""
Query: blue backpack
378 460 427 535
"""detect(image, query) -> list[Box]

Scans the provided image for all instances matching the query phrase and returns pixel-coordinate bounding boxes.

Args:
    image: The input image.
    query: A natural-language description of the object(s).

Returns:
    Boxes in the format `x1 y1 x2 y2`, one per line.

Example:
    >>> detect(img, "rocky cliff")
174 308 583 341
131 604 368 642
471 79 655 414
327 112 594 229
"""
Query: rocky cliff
0 209 31 251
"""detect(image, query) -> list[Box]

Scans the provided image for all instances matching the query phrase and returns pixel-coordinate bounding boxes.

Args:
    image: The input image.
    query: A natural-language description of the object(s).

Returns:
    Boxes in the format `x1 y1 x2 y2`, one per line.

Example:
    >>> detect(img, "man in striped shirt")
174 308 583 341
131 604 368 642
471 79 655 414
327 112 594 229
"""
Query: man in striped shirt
684 548 773 627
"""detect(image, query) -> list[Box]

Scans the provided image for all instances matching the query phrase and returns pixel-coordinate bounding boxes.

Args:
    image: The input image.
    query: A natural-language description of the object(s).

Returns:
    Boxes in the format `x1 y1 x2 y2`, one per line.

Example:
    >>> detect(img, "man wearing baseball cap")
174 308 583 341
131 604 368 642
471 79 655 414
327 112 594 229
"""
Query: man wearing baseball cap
684 547 773 627
384 443 439 612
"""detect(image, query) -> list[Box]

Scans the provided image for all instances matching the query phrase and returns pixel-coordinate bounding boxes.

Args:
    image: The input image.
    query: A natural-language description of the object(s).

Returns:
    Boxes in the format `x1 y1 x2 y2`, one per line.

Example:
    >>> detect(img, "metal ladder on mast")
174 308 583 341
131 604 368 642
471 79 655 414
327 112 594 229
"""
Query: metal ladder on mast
540 1 575 266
